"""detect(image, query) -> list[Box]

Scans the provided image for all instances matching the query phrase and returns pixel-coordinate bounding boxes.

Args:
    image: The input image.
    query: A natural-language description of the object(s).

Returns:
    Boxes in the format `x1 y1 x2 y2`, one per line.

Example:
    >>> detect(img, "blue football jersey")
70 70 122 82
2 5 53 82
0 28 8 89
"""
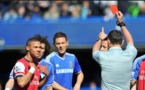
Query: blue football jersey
45 52 82 90
39 59 54 90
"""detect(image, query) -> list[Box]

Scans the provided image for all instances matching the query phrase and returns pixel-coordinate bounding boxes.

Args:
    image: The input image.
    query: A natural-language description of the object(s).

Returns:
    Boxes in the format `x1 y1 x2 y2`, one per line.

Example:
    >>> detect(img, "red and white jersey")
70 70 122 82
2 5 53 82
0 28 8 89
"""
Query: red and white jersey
138 60 145 90
13 58 40 90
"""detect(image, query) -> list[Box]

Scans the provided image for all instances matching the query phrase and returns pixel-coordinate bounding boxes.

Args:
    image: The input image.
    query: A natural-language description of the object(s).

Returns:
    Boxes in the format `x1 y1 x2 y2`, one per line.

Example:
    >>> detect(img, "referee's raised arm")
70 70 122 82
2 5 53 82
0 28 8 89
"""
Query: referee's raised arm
116 11 134 45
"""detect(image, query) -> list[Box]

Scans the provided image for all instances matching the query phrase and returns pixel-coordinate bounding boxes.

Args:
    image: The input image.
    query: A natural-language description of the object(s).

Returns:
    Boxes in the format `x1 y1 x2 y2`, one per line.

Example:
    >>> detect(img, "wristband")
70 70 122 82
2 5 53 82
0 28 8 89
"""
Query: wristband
29 67 35 74
5 88 11 90
116 21 126 27
97 38 103 42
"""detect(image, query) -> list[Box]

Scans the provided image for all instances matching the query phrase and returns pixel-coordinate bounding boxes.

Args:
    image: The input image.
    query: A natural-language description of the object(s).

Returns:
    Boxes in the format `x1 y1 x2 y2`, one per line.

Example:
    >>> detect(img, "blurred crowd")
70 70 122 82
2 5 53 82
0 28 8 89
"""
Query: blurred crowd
0 0 145 22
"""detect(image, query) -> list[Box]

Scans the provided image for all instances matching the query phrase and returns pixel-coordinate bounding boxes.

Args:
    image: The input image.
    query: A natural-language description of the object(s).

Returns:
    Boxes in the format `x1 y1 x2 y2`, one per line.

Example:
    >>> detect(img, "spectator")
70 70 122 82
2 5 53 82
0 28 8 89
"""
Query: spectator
139 1 145 15
16 4 26 19
44 3 59 20
60 2 71 17
70 4 81 18
81 1 92 19
37 1 50 16
3 7 18 22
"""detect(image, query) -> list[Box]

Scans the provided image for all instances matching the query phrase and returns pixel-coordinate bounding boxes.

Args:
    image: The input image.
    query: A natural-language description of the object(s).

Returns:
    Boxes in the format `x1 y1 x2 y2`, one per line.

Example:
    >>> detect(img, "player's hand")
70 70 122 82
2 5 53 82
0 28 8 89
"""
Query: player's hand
39 63 49 76
116 11 123 23
29 62 36 68
99 27 107 40
73 84 80 90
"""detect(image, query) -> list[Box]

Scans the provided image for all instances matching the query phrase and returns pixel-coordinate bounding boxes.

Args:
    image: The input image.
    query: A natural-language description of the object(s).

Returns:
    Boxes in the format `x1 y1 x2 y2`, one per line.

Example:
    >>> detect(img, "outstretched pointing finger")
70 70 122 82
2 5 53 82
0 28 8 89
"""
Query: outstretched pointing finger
102 27 104 32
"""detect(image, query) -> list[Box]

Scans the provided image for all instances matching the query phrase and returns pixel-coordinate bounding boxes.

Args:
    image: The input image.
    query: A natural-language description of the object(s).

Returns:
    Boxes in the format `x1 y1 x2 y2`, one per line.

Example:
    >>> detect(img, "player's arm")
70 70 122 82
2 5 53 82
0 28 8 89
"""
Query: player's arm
130 57 140 89
5 68 14 90
14 62 36 88
5 78 14 90
116 11 133 45
92 27 107 54
46 86 53 90
130 80 137 89
73 71 84 90
38 64 49 88
39 74 48 88
53 81 68 90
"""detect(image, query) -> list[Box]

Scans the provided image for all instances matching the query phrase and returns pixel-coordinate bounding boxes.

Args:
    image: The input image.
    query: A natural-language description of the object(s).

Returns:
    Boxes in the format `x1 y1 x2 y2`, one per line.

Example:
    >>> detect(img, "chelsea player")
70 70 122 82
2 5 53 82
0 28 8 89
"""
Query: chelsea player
44 32 84 90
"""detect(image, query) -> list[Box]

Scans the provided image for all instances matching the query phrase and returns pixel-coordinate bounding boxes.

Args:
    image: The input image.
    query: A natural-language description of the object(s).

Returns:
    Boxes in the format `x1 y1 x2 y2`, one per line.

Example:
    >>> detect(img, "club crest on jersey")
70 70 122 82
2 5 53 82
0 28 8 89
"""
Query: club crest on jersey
69 61 73 68
15 66 22 72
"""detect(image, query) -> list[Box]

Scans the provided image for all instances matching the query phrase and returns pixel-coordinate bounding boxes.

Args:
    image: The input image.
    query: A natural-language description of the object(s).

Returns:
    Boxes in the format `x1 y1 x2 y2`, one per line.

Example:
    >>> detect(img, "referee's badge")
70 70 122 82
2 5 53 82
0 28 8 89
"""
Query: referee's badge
69 61 73 68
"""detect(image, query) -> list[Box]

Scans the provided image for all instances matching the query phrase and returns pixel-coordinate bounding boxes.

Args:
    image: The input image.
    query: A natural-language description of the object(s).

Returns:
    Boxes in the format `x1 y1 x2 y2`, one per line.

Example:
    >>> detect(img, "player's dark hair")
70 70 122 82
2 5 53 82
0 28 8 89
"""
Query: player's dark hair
41 36 51 58
53 32 68 45
33 34 51 58
26 36 41 46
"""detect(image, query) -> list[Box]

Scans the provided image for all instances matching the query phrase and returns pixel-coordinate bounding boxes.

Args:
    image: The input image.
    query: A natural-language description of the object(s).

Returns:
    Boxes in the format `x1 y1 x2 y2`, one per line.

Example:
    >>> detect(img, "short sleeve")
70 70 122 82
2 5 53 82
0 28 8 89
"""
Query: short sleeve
9 69 14 79
13 62 25 78
131 60 140 80
74 56 82 74
92 50 100 62
125 44 137 58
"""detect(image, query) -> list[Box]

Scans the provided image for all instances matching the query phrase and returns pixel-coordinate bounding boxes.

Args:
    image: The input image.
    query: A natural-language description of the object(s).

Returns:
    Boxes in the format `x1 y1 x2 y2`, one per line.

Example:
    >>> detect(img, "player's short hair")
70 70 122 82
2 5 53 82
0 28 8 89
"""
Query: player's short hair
108 30 123 45
53 32 68 44
26 36 41 46
33 34 51 58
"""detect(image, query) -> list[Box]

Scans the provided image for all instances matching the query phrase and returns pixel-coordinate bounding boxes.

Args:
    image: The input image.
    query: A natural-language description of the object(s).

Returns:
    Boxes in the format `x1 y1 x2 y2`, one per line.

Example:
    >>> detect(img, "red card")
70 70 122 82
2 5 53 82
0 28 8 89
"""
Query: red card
110 5 118 14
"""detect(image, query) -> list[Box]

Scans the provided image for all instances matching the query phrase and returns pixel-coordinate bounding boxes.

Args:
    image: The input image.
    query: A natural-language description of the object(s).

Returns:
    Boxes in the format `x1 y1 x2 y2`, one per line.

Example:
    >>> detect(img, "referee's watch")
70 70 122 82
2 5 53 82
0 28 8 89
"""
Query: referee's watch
116 21 126 27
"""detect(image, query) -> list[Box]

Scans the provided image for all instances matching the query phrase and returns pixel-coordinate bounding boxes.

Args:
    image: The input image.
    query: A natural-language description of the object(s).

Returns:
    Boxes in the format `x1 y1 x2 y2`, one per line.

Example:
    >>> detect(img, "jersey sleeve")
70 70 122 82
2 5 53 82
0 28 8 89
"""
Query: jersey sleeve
92 50 100 63
74 56 82 74
40 62 54 90
13 62 25 78
45 54 52 63
39 60 46 79
125 44 137 59
39 60 54 86
131 58 142 80
45 62 54 86
9 68 14 79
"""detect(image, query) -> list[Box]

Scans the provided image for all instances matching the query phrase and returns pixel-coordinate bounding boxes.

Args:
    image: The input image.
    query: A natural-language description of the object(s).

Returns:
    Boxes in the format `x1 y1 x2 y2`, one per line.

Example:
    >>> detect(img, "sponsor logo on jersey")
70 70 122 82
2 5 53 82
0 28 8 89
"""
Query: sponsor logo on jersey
56 69 73 74
30 80 39 85
139 70 145 80
34 75 39 80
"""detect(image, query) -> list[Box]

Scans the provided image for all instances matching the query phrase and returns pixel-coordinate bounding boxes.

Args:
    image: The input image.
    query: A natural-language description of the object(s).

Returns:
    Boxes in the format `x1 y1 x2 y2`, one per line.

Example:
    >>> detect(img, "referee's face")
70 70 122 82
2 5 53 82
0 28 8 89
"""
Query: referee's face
54 37 68 55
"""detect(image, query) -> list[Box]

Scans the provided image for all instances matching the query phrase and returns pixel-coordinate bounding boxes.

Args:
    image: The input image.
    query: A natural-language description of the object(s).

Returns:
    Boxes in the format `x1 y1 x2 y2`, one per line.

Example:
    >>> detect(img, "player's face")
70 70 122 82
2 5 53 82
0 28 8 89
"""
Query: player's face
26 41 41 58
100 40 108 51
54 37 68 55
39 43 45 59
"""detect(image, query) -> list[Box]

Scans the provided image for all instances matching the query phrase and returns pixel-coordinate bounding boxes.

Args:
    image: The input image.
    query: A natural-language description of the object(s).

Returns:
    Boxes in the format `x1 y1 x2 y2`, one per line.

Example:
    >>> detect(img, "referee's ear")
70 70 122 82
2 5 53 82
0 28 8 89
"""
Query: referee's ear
121 40 124 47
